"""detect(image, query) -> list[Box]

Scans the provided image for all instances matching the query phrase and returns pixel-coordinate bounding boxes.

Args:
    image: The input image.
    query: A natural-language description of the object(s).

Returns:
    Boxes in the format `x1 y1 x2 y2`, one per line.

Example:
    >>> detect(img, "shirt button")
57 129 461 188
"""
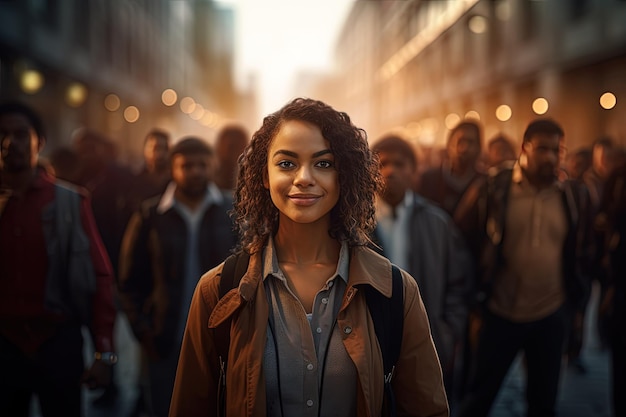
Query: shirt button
307 363 314 371
306 399 314 407
321 298 328 304
316 327 322 334
344 326 352 334
328 281 334 288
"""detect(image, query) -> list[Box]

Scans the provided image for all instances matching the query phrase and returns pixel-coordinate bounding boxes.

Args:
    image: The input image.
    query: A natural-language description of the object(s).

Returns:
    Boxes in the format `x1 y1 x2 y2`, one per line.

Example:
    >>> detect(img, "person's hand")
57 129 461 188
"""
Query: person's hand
82 360 113 390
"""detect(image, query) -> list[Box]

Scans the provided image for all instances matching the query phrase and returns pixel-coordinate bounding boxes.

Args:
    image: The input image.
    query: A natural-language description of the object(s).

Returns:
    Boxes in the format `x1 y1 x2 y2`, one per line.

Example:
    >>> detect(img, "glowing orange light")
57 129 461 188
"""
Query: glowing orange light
104 94 121 111
124 106 140 123
496 105 512 122
600 92 616 110
162 89 178 106
532 98 549 115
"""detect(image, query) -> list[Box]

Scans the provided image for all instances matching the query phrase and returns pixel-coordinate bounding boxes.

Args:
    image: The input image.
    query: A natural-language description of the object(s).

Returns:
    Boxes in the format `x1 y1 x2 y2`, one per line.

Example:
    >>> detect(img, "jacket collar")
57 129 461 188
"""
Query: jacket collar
156 181 223 214
209 244 394 329
240 244 393 298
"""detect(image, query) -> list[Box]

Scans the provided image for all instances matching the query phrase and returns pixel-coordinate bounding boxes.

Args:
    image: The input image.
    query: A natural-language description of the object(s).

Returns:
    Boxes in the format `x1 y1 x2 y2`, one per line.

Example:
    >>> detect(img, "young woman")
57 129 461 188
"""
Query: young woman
169 98 448 417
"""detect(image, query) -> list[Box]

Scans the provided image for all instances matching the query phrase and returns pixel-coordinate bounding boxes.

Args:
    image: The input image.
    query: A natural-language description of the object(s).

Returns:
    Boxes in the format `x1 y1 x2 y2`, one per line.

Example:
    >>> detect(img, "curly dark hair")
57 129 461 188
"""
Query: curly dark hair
233 97 383 254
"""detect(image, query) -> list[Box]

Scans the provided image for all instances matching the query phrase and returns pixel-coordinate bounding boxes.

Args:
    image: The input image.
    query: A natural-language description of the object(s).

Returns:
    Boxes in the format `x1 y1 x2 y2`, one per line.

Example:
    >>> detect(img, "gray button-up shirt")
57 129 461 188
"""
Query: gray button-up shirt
262 238 357 417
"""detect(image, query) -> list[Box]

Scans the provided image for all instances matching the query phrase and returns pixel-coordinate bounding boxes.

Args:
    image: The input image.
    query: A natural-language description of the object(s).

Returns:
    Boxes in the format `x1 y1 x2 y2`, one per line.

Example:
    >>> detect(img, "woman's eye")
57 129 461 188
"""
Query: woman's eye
277 160 295 169
316 160 333 169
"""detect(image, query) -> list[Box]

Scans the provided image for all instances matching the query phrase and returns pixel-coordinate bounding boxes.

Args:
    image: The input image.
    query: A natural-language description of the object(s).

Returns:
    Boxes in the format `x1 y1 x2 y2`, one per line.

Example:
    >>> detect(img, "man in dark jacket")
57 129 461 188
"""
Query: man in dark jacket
371 134 472 410
0 101 117 417
457 118 593 417
418 119 486 221
118 137 236 417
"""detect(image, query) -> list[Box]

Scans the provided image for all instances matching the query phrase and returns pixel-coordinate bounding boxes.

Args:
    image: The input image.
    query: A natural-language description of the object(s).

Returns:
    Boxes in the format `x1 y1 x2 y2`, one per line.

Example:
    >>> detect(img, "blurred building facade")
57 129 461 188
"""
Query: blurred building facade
0 0 252 164
331 0 626 155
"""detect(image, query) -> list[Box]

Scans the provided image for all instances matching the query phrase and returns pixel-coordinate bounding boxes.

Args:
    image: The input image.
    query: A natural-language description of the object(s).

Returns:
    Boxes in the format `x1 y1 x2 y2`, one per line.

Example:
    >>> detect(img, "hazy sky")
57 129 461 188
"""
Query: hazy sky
216 0 354 117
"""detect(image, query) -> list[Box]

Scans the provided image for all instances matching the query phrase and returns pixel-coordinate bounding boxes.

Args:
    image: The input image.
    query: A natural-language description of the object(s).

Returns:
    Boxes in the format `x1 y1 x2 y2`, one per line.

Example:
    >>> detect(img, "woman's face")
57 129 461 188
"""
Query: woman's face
264 119 339 226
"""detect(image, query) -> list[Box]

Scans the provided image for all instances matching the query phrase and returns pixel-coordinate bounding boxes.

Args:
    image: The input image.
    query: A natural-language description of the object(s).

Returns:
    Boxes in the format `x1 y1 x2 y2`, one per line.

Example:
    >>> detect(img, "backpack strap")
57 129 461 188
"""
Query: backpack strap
214 251 249 417
215 251 250 359
364 264 404 417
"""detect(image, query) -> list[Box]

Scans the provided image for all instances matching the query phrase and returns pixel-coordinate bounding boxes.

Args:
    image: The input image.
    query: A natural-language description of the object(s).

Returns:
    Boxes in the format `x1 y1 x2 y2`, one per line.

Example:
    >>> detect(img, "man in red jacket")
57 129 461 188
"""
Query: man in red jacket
0 101 117 417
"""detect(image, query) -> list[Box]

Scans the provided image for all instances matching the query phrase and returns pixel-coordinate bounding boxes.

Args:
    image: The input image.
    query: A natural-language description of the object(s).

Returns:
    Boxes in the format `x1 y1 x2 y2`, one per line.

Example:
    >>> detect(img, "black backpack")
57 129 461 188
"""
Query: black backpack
215 251 404 416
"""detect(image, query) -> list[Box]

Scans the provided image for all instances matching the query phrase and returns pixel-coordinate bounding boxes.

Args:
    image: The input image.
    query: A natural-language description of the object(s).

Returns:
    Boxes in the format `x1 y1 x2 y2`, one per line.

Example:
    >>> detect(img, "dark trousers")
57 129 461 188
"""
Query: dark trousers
458 306 567 417
0 324 84 417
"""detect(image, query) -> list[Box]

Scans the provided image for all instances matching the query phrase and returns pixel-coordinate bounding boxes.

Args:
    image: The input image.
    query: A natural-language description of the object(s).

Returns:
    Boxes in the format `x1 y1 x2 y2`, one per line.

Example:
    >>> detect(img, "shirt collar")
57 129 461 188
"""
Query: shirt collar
512 160 562 191
262 236 350 285
156 181 223 214
375 190 414 221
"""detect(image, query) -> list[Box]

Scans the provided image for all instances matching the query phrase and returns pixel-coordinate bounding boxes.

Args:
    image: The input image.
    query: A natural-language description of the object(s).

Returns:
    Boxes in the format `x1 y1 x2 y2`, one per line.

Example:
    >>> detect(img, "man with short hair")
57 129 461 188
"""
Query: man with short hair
132 128 172 207
213 123 249 193
371 134 472 410
0 100 117 417
119 137 237 417
419 120 486 220
457 118 593 417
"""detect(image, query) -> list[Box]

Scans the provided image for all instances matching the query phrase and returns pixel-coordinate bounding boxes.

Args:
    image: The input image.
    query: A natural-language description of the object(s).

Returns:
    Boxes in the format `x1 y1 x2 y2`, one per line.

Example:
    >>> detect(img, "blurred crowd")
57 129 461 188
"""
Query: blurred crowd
1 98 624 417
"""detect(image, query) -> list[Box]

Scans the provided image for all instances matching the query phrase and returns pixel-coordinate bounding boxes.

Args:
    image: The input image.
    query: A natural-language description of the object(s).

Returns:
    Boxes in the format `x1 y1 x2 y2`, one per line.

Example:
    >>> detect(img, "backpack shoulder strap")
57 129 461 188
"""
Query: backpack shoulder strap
214 251 250 356
214 251 249 417
365 264 404 416
218 252 249 298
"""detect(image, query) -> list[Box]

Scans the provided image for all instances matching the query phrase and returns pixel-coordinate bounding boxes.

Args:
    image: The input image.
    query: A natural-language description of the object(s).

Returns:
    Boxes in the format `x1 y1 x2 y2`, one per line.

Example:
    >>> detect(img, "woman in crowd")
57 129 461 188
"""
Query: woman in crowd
169 97 448 417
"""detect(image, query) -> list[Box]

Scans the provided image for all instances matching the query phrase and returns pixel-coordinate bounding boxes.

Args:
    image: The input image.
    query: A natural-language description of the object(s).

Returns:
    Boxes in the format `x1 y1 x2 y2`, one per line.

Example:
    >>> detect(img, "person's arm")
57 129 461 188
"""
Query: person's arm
170 267 222 417
393 271 449 417
78 194 117 388
117 208 158 355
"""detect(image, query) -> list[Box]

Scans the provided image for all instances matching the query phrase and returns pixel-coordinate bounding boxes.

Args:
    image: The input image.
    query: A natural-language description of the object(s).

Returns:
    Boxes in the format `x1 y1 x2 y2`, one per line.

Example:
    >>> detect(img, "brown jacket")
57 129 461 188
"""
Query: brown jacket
169 246 449 417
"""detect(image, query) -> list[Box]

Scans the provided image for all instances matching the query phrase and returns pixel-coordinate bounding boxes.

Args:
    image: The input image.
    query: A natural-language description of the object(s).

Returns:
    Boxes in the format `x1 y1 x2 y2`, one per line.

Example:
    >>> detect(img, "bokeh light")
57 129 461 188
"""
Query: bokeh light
20 70 44 94
445 113 461 130
124 106 140 123
465 110 481 120
180 96 196 114
190 103 205 120
66 82 88 107
104 94 121 112
468 15 488 34
162 88 178 106
600 92 616 110
532 97 549 115
495 104 512 121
